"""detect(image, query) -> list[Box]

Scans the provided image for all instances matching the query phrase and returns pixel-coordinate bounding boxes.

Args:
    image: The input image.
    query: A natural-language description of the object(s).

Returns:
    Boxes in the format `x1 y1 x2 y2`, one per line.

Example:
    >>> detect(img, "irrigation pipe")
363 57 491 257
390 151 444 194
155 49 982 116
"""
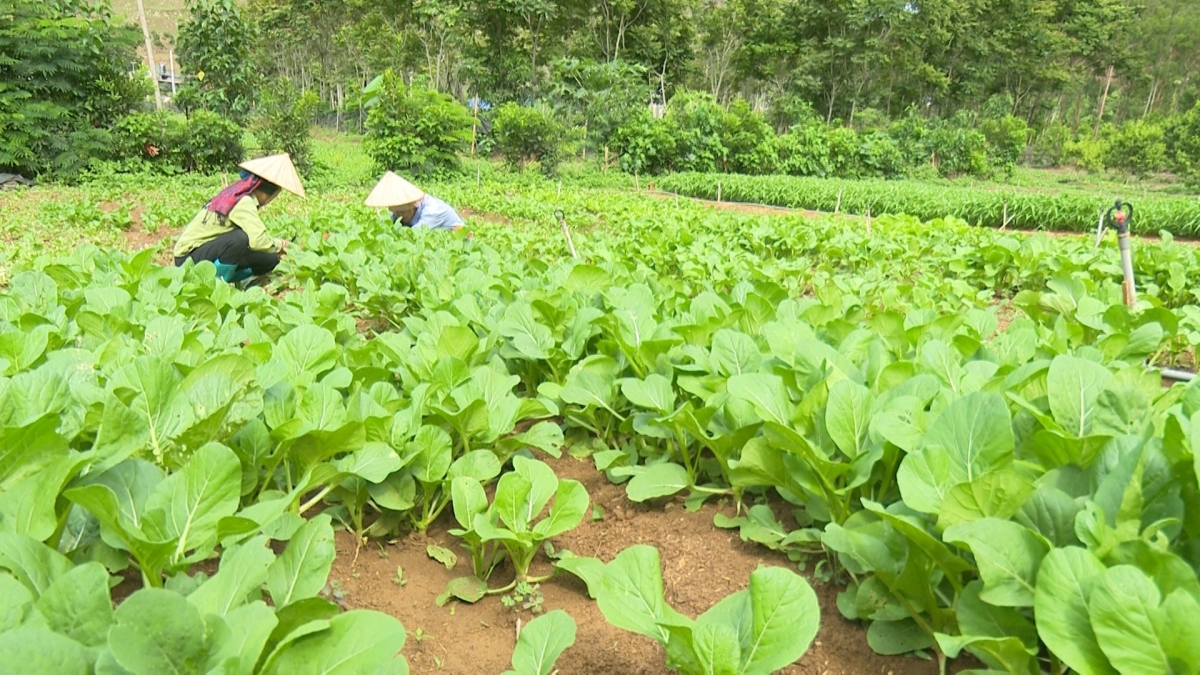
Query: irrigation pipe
1160 368 1196 382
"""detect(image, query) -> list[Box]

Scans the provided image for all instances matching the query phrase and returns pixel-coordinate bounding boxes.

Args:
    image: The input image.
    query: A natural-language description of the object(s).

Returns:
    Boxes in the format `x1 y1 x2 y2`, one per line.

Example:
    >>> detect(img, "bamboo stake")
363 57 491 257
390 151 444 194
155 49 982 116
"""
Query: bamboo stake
717 180 722 202
556 210 578 259
866 207 872 236
835 188 843 215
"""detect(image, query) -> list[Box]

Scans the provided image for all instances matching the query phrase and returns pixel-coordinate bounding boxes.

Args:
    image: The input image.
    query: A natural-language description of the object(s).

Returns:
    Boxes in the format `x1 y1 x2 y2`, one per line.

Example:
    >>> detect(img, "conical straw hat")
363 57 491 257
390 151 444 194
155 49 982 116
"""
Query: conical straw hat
365 171 425 208
239 154 306 199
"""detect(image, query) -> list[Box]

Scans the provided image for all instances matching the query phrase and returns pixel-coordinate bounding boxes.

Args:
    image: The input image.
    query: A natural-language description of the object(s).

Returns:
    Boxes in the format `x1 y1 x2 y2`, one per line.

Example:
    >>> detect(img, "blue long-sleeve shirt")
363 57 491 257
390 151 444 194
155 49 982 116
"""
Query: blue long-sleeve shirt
393 195 464 230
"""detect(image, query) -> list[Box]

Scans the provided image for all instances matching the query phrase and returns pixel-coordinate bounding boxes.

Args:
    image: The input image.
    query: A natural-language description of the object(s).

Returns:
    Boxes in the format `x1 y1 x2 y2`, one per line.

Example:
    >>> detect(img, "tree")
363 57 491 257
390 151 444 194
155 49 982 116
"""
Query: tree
0 0 147 176
363 70 474 177
176 0 258 122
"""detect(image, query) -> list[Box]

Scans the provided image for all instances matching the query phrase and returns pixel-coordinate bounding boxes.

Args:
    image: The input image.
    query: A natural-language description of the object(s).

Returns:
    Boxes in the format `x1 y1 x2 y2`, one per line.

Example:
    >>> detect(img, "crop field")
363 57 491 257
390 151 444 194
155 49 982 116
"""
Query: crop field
3 138 1200 675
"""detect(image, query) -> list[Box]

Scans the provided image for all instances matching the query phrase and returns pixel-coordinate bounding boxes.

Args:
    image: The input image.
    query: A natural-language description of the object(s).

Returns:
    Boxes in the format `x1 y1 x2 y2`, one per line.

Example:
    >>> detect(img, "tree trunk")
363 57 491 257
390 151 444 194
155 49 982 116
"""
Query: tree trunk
135 0 162 111
1093 65 1114 139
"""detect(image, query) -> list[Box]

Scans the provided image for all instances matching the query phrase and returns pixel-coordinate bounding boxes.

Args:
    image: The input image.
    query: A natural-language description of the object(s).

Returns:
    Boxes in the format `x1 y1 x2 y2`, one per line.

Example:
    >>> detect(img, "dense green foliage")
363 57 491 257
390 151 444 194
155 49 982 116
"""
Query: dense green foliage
5 164 1200 671
0 0 147 177
252 78 319 174
660 172 1200 235
493 104 565 175
363 72 475 178
112 111 244 173
175 0 259 123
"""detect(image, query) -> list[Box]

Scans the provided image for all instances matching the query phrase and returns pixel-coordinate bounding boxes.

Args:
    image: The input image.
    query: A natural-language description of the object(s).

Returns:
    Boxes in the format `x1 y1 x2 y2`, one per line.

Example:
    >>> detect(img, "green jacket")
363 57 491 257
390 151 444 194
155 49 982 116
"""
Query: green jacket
173 196 282 258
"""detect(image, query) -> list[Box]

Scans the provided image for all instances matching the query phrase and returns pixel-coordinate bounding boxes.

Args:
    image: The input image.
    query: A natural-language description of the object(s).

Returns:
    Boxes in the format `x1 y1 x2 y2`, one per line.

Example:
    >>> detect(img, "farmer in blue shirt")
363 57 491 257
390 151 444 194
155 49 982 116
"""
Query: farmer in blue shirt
365 171 465 231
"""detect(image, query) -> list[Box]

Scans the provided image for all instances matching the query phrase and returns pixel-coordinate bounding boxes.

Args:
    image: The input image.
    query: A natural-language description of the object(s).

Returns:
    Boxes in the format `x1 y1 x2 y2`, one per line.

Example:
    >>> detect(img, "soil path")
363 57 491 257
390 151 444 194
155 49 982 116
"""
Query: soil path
331 454 969 675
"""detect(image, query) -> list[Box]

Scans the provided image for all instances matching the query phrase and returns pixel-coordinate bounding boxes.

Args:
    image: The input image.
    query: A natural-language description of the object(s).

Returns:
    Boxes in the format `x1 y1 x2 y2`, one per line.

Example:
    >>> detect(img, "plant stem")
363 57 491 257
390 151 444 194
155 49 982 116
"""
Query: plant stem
300 485 334 514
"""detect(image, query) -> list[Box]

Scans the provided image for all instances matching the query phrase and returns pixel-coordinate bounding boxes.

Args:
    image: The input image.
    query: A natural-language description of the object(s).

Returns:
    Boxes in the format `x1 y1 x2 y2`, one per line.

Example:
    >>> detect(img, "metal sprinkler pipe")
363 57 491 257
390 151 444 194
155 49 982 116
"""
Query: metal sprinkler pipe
1096 200 1137 308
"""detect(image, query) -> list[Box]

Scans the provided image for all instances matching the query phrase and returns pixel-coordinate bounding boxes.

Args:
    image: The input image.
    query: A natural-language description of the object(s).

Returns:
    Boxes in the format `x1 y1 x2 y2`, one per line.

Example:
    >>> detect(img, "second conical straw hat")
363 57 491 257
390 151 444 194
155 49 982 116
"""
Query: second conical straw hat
365 171 425 208
239 154 306 199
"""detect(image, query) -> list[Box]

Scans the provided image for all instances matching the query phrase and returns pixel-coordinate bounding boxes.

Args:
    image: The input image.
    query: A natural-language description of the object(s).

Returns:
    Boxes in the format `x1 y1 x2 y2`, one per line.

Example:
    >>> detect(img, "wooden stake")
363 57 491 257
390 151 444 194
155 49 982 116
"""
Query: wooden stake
135 0 162 111
717 181 722 202
835 188 843 215
866 207 872 236
604 147 609 172
634 173 640 191
558 214 579 259
1001 200 1008 230
557 180 562 197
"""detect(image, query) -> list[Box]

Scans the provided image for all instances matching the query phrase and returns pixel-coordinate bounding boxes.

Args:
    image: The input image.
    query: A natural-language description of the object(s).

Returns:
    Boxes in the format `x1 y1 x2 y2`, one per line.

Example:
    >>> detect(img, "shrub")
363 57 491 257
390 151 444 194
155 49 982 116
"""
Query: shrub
253 78 319 175
1166 101 1200 188
667 91 727 173
1105 119 1167 178
858 133 905 178
929 116 990 178
493 103 565 175
720 98 777 174
1064 137 1108 172
184 110 245 172
611 108 677 175
1030 123 1072 167
363 71 474 178
888 108 933 167
980 114 1029 177
826 126 862 177
0 0 147 177
112 112 188 171
1104 120 1164 177
775 125 830 177
111 110 242 174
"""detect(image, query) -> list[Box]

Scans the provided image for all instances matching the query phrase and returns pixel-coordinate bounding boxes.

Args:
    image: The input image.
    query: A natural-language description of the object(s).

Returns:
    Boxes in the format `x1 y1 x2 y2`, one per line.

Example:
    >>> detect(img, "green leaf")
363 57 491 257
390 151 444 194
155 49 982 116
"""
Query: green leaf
0 532 73 596
447 450 502 482
267 514 336 607
274 326 338 381
533 479 589 539
451 477 489 530
709 329 760 378
597 544 680 643
336 443 402 483
0 574 32 631
956 581 1036 647
1088 565 1176 675
504 609 576 675
110 588 207 675
943 518 1048 607
620 374 676 414
826 379 872 459
499 302 553 360
33 562 113 647
437 575 487 606
0 626 91 675
205 601 277 675
727 373 792 426
189 536 275 617
936 469 1036 530
866 618 933 655
897 391 1013 514
261 610 408 675
553 553 605 599
625 463 690 502
741 566 820 673
1047 355 1112 437
407 426 453 484
426 544 458 570
143 442 241 564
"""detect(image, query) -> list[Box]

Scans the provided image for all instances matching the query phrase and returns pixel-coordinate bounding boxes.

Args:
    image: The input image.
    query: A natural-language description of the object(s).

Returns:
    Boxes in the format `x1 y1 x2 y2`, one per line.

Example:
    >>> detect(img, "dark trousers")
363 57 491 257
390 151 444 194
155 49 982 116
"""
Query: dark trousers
174 228 280 275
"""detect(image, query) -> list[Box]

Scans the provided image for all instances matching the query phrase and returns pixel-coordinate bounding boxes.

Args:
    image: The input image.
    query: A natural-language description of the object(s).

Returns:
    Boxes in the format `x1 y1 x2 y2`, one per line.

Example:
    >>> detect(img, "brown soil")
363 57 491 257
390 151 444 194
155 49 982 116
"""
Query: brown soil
460 208 513 226
330 455 967 675
645 190 825 220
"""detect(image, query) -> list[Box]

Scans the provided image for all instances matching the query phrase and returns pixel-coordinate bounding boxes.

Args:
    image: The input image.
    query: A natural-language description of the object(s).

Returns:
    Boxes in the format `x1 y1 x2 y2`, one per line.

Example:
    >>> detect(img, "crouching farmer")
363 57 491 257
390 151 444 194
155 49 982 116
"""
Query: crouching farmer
366 171 465 231
174 154 306 283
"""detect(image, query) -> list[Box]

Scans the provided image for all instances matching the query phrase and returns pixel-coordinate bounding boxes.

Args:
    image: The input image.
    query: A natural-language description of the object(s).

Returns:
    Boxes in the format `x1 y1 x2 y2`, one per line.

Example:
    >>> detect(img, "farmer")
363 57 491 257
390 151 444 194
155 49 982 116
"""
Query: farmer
173 153 306 283
365 171 465 231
